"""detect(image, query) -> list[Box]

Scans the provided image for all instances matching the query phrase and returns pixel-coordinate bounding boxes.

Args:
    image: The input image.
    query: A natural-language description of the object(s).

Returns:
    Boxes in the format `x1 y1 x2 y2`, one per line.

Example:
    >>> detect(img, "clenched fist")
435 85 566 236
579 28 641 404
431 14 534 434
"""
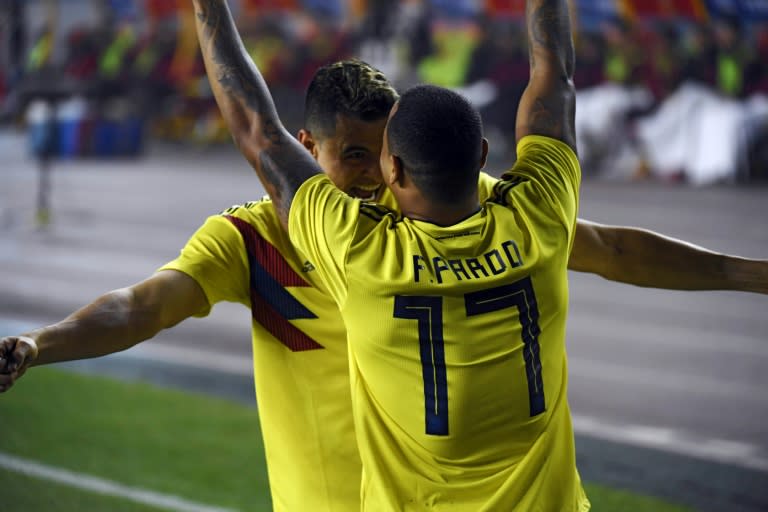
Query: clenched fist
0 336 38 393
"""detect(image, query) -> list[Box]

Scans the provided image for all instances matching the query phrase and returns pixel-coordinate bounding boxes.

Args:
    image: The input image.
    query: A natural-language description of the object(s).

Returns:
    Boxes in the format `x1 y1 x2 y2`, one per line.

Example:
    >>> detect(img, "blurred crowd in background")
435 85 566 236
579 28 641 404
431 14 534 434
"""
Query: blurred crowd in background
1 0 767 184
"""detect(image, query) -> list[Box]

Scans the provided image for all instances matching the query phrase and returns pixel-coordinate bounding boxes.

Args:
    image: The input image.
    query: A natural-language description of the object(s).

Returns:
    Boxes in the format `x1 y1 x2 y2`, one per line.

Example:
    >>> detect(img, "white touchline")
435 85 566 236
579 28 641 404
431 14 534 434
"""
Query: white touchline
0 452 238 512
4 317 766 474
126 343 253 376
129 340 768 474
571 414 768 473
102 346 768 474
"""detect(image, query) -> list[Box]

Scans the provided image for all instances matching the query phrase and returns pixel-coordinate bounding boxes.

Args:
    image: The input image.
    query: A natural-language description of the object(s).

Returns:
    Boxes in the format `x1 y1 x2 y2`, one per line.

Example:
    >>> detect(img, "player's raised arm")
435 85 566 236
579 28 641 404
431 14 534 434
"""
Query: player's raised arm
516 0 576 152
569 220 768 294
192 0 321 228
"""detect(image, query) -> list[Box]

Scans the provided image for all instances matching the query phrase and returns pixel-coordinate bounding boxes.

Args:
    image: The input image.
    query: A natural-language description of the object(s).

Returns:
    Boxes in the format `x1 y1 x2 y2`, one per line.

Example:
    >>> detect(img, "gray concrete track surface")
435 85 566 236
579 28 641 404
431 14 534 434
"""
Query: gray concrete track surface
1 131 767 510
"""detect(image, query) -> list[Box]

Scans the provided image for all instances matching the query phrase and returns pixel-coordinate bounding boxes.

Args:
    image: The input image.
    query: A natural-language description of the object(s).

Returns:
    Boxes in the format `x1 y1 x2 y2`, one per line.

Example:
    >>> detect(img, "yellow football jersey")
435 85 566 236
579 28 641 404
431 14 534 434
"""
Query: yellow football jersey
160 200 359 512
158 173 499 512
289 135 588 511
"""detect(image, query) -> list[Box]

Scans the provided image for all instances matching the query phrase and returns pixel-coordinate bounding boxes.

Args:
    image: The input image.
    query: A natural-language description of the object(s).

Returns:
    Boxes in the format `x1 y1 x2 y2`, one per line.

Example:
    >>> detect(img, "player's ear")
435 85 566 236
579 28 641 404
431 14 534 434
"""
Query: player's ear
298 129 319 159
390 155 405 186
479 138 489 170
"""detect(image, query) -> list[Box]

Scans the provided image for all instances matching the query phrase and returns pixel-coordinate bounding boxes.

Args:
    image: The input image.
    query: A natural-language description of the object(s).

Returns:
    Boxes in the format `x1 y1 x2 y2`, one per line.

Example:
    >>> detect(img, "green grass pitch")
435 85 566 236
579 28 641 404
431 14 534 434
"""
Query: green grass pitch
0 367 692 511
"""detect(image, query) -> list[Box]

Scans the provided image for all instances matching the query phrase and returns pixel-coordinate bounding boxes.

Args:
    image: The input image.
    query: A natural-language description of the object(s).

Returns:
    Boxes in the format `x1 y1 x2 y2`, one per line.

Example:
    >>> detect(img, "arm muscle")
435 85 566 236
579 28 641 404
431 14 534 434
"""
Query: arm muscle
29 270 208 366
193 0 320 228
570 220 768 293
517 0 576 151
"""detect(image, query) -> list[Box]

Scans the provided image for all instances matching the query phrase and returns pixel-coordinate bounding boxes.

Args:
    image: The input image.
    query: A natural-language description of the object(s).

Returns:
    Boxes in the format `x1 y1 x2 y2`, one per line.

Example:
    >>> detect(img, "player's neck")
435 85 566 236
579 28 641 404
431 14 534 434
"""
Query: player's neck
401 196 481 227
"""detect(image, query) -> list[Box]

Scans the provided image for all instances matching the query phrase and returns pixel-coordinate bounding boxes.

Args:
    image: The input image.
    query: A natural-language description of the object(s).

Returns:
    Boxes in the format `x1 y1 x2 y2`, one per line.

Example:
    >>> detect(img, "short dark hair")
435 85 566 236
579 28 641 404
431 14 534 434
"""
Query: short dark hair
387 84 483 204
304 59 399 138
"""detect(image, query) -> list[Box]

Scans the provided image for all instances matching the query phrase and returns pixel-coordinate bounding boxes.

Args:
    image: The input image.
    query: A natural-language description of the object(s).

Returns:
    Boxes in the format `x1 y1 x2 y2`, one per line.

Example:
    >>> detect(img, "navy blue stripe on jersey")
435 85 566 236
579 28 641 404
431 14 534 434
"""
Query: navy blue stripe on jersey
226 215 324 352
360 202 396 222
490 177 526 206
394 295 449 436
465 278 545 416
360 209 385 222
361 202 394 217
250 263 316 319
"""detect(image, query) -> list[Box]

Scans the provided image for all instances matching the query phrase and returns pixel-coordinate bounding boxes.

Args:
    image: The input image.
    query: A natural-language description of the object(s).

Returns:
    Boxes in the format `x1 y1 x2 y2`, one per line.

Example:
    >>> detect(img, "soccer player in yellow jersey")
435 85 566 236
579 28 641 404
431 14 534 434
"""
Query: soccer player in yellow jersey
244 0 585 504
3 4 768 512
216 0 568 507
195 0 688 510
291 118 584 510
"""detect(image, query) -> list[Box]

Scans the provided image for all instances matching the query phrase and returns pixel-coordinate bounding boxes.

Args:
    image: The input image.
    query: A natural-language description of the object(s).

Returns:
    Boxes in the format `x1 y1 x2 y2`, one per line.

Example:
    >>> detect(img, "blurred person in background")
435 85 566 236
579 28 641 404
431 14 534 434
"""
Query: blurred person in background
572 31 605 91
601 16 640 89
744 22 768 96
415 18 477 89
679 21 717 89
713 15 752 99
631 14 768 186
353 0 414 87
636 22 684 107
0 0 26 108
463 18 528 161
3 1 768 510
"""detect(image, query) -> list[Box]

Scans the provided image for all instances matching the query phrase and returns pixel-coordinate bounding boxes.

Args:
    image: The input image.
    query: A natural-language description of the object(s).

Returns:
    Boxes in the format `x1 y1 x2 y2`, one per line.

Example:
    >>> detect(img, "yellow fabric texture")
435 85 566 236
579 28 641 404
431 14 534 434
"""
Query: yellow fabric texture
160 200 358 512
157 173 497 511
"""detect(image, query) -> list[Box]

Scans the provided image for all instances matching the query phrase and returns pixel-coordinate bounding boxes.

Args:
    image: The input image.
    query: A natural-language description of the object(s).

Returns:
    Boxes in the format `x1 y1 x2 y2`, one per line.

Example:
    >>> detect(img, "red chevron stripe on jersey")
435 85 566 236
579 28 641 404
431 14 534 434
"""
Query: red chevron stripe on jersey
227 216 310 287
226 215 324 351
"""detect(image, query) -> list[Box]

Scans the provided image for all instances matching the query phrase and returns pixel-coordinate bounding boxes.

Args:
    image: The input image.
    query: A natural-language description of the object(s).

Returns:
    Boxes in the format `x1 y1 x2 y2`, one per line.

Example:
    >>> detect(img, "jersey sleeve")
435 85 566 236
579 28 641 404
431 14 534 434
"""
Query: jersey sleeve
477 171 499 202
159 214 250 316
495 135 581 231
288 175 359 304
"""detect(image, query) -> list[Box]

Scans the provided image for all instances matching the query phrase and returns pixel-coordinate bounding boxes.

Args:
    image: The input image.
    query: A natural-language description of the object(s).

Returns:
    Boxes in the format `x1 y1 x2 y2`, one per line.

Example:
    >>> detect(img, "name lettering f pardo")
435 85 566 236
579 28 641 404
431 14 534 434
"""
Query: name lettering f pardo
413 240 524 284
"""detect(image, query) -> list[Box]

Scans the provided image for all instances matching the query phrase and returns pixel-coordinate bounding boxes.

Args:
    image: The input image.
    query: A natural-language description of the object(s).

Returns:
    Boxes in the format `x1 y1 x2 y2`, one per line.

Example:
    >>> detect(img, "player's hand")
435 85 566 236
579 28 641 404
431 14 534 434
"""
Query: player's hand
0 336 39 393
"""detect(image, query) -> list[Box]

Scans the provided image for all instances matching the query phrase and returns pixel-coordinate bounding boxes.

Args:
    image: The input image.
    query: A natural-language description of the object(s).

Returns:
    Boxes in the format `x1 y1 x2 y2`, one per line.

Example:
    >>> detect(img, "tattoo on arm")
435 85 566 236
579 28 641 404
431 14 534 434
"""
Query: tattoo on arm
521 0 576 150
258 143 317 222
195 0 279 123
193 0 320 225
528 0 573 75
529 97 560 137
263 118 283 145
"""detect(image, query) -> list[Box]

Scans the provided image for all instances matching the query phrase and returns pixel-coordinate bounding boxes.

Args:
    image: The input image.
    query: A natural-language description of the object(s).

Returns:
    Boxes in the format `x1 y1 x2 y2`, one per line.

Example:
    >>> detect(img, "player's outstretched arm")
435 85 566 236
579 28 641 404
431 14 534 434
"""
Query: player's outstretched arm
569 219 768 294
192 0 321 229
0 271 208 393
516 0 576 152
